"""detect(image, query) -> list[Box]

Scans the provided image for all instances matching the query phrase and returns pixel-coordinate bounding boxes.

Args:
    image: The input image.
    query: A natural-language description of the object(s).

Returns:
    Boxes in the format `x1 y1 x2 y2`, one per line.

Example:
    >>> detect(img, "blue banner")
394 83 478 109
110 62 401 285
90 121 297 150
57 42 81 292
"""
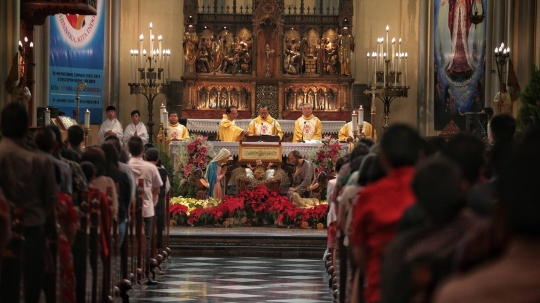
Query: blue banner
49 0 105 124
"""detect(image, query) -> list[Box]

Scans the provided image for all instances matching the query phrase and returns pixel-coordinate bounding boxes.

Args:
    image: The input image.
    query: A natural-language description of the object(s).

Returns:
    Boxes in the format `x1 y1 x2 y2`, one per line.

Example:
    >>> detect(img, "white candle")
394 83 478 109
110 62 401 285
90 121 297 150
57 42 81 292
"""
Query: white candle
367 53 370 85
139 34 144 71
506 47 510 84
359 106 364 126
391 38 395 69
405 52 408 87
163 111 169 130
352 111 358 132
143 49 147 82
130 50 134 83
167 50 171 80
158 35 163 70
45 108 51 126
373 52 377 85
386 25 389 57
383 53 387 87
149 22 153 56
398 38 402 74
85 109 90 129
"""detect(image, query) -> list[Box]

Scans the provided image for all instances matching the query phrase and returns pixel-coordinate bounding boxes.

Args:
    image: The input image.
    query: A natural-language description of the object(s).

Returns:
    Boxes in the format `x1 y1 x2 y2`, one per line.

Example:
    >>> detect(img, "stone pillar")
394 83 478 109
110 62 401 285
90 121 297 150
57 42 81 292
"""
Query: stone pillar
485 0 495 108
417 0 428 135
278 81 283 119
250 81 256 117
0 0 19 109
110 0 121 112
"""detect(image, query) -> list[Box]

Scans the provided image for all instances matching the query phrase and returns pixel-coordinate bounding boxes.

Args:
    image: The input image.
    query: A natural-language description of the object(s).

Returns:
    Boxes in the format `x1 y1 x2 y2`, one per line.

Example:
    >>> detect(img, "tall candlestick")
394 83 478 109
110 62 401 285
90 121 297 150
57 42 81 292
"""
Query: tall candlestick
391 38 395 69
163 111 169 130
139 34 144 71
398 38 402 74
405 52 408 87
45 108 51 126
352 111 358 132
149 22 153 56
359 106 364 126
383 53 387 87
367 53 370 85
158 35 163 70
143 49 147 82
85 109 91 129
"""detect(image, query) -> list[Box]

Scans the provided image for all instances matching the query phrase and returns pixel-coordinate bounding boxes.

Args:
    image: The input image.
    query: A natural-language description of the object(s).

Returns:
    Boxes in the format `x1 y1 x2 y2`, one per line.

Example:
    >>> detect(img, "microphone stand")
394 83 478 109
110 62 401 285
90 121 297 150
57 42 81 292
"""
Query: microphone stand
301 121 306 143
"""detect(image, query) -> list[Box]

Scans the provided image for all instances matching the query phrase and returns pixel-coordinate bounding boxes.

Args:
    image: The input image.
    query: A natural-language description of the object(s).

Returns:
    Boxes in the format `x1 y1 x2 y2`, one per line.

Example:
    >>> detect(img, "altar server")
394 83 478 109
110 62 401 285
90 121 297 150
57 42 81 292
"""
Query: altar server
248 105 284 140
218 106 250 142
98 105 123 144
293 103 322 142
123 110 149 146
157 112 190 144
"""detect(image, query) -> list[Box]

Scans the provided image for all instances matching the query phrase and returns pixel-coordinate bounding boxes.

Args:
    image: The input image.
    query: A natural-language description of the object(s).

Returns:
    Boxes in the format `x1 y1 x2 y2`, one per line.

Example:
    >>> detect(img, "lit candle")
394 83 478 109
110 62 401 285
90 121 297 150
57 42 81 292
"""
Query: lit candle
367 53 370 85
143 49 147 82
386 25 389 56
383 52 387 87
163 111 169 130
405 52 408 87
29 42 33 48
352 111 358 132
506 47 510 84
373 52 377 85
24 36 28 43
160 103 166 124
44 108 51 126
85 109 91 129
391 38 395 69
158 35 163 70
167 49 171 80
130 50 134 83
359 106 364 126
495 47 499 54
139 34 144 70
149 22 153 56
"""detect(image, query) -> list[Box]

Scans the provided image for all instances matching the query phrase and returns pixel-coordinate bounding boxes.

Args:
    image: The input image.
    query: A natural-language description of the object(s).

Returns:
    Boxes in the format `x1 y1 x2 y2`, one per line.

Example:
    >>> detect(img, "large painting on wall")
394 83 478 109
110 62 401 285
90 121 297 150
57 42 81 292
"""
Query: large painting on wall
434 0 487 130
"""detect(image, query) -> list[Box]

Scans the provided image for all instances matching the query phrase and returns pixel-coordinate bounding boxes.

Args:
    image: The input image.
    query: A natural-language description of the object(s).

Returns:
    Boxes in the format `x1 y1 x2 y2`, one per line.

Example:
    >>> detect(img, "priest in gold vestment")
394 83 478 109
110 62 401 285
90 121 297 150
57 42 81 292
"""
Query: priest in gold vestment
158 112 190 144
338 121 377 142
247 105 284 140
293 103 322 142
218 106 250 142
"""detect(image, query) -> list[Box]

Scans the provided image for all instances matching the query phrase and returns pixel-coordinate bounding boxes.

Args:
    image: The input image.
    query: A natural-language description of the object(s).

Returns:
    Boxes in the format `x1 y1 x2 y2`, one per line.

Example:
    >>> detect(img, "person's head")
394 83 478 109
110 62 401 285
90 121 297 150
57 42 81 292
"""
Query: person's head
497 126 540 237
226 106 238 120
67 125 85 148
335 155 349 173
259 106 270 120
168 112 178 124
380 123 423 170
424 136 447 156
34 127 55 153
128 136 144 157
212 148 231 165
46 125 64 154
80 161 95 182
256 159 263 166
1 103 28 139
490 113 516 143
194 168 203 178
144 143 155 150
442 133 486 185
106 106 116 121
100 142 120 175
301 103 313 117
288 150 303 166
81 146 107 177
144 148 160 163
481 107 494 120
131 110 141 125
413 155 467 226
358 153 377 186
359 137 375 148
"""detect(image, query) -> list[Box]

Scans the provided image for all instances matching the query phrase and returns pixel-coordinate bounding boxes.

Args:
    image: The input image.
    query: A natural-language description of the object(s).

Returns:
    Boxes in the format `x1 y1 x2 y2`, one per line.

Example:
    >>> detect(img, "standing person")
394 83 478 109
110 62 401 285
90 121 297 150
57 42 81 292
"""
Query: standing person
157 111 189 144
0 103 58 303
123 110 149 146
349 124 423 303
247 105 284 140
127 137 163 284
293 103 322 142
205 148 231 200
286 150 314 200
338 120 377 142
218 106 250 142
65 124 85 162
98 105 123 144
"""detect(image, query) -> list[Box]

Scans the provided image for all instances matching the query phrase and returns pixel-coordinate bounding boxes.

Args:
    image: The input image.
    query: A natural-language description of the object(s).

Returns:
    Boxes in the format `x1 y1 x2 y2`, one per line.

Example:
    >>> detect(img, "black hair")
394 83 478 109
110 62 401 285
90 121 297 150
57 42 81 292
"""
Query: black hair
128 136 144 156
131 110 141 116
106 105 116 112
381 123 422 168
144 148 160 162
81 146 107 177
490 113 516 143
482 107 494 119
1 103 28 138
67 125 85 147
226 106 238 114
442 133 486 184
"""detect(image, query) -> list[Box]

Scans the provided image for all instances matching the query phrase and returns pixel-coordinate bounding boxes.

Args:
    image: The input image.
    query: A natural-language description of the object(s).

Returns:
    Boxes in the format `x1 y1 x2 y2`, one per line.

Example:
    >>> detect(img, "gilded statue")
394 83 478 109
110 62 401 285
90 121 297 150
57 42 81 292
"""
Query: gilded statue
183 25 198 74
338 27 355 76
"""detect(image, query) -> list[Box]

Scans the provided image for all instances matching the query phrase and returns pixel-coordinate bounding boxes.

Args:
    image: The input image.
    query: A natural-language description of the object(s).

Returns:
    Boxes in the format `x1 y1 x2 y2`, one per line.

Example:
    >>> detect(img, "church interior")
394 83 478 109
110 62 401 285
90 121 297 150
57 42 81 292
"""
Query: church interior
1 0 540 302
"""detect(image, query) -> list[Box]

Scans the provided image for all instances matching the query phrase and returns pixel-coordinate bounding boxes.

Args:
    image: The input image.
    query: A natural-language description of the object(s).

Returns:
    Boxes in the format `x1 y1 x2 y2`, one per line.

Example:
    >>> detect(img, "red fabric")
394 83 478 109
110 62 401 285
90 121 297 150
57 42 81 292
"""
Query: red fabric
57 192 78 303
349 166 416 303
88 187 111 259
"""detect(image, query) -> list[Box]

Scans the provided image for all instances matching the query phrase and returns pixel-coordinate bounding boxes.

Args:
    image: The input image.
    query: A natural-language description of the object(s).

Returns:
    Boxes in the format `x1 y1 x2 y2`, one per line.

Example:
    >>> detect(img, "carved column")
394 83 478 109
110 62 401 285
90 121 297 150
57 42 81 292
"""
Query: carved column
278 81 283 119
252 34 257 77
250 81 256 117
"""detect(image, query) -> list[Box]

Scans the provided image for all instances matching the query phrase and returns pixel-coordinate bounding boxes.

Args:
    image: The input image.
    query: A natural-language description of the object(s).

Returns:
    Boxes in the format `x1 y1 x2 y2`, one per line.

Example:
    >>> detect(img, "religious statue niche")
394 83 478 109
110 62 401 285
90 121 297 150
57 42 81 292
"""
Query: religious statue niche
230 89 239 107
196 36 212 73
209 88 218 108
239 88 250 110
284 36 302 75
337 27 355 76
219 88 229 108
321 30 339 75
317 89 326 110
307 89 316 108
286 90 295 110
198 88 208 108
296 89 305 109
220 34 253 75
183 25 198 74
327 89 336 110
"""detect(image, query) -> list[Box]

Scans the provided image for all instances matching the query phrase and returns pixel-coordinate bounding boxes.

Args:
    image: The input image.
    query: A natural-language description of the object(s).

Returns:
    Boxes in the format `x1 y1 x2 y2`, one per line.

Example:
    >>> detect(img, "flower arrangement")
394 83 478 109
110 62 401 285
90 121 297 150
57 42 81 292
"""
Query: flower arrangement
169 185 329 228
309 135 344 174
173 135 215 195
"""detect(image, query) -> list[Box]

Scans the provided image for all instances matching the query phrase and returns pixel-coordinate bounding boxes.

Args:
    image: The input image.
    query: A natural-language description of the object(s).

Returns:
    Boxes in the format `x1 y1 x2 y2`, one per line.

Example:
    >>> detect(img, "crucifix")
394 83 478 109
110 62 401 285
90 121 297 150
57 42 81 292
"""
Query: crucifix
264 43 275 77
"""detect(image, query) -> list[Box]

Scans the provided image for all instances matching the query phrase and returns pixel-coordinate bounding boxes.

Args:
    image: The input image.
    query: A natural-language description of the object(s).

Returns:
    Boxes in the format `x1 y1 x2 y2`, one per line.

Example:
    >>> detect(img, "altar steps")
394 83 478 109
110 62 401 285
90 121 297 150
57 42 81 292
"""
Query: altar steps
168 227 327 258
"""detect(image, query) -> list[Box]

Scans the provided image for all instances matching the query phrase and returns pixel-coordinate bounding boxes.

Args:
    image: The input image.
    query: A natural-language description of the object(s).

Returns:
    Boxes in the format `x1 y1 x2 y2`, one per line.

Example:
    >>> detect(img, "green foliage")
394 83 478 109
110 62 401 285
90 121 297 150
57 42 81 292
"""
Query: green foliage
156 145 183 197
517 66 540 132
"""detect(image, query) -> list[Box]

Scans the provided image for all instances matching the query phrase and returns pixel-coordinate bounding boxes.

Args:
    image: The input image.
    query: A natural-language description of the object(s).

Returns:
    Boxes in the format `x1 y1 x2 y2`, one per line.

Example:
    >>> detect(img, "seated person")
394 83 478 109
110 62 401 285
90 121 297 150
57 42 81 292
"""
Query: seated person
287 150 314 200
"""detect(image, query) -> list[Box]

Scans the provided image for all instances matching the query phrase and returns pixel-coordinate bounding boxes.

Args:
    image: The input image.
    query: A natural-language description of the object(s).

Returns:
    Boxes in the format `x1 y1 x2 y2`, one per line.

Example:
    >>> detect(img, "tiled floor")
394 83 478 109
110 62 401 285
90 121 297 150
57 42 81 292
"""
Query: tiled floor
131 256 333 302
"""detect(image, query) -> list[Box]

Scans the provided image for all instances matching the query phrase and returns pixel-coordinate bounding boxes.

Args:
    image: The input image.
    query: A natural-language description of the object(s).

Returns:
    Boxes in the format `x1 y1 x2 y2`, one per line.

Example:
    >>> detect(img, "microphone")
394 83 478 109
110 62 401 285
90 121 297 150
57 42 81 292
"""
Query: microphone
301 121 306 143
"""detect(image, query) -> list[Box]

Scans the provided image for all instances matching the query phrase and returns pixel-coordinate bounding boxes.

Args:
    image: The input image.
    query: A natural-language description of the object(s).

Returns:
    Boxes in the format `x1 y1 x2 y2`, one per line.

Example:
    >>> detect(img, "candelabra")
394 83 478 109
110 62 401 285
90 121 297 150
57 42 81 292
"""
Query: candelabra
128 22 171 143
494 43 511 93
364 25 409 131
351 107 366 142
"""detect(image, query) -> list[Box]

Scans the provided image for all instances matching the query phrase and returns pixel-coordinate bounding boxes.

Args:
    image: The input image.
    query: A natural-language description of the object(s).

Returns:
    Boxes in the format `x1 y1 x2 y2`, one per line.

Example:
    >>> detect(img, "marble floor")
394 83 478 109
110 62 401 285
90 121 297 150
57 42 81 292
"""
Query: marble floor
131 256 333 302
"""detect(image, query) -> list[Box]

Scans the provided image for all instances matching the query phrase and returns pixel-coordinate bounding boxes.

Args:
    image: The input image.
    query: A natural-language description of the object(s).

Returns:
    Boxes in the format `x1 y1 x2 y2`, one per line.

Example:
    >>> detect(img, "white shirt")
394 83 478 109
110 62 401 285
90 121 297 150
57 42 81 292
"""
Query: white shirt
123 122 149 146
128 157 163 218
98 118 123 144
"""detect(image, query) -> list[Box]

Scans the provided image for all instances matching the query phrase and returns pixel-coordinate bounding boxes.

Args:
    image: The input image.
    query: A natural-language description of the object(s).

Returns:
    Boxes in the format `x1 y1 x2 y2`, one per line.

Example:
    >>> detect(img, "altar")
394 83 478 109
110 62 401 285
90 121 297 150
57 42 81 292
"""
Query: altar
186 119 346 135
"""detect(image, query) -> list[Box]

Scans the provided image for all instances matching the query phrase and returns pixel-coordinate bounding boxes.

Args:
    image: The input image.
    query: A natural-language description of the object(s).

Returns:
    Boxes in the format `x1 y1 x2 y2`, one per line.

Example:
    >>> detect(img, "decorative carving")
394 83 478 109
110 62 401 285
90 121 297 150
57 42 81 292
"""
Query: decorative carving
256 85 279 117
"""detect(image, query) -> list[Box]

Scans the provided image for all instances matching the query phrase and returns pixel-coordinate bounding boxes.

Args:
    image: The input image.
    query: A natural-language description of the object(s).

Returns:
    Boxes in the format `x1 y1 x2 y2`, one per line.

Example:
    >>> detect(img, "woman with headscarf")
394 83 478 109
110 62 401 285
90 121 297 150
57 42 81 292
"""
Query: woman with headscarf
205 148 231 200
